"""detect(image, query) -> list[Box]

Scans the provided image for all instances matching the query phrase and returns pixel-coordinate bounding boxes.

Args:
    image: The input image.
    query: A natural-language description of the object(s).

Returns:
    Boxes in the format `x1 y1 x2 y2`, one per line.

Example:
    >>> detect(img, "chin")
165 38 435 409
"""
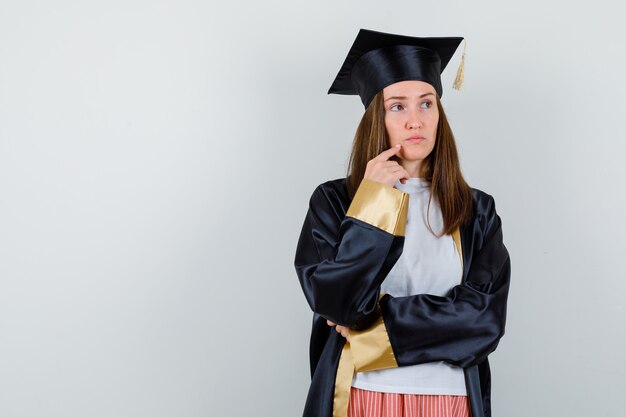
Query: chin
400 152 428 161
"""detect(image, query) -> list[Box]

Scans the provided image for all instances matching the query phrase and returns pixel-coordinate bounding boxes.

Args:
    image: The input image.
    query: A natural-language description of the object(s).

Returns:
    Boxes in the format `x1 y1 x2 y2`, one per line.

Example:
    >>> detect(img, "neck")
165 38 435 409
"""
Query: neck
400 160 423 177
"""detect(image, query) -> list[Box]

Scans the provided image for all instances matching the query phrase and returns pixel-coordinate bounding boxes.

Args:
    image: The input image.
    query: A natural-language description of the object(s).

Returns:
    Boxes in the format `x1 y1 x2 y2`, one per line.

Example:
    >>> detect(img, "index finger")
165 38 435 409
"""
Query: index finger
372 144 401 162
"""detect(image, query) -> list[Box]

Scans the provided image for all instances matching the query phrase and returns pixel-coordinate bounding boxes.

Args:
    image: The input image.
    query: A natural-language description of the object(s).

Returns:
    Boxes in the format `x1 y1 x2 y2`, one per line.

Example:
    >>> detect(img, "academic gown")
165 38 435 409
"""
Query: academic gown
294 177 511 417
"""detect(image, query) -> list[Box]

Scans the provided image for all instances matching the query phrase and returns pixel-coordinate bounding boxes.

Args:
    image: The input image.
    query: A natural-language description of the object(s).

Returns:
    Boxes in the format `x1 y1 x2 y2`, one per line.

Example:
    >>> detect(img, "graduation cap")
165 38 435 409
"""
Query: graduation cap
328 28 465 108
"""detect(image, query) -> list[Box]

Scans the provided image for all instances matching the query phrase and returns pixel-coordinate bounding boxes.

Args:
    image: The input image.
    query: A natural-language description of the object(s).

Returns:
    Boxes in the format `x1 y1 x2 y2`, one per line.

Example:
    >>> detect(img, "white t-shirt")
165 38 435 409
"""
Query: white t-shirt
350 177 467 395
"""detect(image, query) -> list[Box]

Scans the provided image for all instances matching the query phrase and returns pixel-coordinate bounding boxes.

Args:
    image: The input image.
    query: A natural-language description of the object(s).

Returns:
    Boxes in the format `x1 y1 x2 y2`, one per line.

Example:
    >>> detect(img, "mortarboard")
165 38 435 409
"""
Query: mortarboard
328 28 465 108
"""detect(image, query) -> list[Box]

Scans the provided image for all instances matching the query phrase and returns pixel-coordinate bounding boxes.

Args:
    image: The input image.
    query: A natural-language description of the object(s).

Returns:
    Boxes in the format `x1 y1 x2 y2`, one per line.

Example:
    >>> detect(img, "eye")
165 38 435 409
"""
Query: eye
420 101 432 109
390 104 403 111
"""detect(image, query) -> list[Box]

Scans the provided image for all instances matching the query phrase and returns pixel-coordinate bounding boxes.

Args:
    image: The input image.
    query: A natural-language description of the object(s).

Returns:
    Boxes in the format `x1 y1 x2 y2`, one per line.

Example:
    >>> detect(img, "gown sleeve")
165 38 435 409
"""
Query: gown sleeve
348 194 511 371
294 178 409 329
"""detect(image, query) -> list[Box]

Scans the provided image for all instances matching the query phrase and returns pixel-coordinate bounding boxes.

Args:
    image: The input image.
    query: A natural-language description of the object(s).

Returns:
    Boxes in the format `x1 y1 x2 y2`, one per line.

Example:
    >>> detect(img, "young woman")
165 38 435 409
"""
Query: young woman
294 29 511 417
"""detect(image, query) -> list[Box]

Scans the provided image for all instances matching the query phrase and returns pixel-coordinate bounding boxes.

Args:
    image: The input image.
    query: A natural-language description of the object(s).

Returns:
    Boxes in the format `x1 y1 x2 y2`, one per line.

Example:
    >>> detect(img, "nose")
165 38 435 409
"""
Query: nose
406 111 423 129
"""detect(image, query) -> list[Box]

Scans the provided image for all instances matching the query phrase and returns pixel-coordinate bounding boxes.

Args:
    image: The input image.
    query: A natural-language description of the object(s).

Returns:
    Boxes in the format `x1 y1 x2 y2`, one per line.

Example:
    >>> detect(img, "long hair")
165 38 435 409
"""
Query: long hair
345 91 474 236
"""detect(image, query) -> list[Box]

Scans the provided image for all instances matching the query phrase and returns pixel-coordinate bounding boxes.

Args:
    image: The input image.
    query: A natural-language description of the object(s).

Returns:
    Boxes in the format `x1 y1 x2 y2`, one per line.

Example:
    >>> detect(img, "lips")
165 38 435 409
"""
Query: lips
405 136 425 143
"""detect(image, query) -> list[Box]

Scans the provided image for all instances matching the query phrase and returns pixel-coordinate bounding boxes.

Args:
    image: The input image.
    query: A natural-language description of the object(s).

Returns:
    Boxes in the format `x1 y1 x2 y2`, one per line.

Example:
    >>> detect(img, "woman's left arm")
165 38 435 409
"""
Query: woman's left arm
348 194 511 372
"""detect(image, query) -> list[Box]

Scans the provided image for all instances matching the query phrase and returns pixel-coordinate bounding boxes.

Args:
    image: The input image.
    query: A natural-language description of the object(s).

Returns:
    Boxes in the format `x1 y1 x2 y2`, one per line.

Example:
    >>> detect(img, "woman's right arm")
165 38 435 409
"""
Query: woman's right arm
294 178 408 330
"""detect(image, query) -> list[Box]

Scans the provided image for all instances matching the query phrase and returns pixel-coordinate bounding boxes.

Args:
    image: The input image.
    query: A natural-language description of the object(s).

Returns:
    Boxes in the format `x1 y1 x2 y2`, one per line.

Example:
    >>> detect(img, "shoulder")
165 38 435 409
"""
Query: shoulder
469 186 503 237
309 177 351 209
303 178 351 233
470 187 496 213
315 177 349 195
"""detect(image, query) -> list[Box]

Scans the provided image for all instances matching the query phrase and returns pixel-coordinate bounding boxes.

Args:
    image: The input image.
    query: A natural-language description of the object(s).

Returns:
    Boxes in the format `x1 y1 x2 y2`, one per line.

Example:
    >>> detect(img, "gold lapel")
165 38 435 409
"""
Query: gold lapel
452 226 463 278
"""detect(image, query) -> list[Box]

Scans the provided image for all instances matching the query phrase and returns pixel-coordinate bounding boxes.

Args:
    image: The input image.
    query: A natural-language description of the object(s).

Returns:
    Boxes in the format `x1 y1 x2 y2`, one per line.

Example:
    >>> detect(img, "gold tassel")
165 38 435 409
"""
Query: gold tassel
452 39 466 91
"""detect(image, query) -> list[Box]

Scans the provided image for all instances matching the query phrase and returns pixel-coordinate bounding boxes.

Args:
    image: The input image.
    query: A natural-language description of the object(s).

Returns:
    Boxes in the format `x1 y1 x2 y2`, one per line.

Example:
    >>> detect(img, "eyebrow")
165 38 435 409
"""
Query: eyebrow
384 93 434 102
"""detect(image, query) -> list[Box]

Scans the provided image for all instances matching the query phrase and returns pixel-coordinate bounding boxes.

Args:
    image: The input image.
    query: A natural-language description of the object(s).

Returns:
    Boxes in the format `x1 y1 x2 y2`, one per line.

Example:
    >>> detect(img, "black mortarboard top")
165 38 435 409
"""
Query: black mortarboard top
328 29 465 108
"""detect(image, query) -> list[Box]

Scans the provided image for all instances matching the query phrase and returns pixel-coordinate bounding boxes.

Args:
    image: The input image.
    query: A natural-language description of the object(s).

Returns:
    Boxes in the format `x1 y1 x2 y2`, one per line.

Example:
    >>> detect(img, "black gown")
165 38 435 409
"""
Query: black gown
294 177 511 417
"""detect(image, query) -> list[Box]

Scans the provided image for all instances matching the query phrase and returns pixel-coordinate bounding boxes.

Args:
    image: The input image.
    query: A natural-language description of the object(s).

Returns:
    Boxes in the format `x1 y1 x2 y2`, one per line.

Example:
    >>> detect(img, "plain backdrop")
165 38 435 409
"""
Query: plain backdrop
1 1 625 416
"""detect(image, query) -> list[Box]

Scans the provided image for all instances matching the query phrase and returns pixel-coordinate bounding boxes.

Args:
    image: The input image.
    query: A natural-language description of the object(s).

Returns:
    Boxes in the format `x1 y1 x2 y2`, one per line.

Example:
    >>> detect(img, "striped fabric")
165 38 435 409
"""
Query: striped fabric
347 387 470 417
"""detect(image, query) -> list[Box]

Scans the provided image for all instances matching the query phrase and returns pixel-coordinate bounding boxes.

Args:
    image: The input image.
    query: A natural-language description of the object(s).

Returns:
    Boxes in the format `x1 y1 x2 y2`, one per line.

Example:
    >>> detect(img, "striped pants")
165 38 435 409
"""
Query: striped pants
347 387 471 417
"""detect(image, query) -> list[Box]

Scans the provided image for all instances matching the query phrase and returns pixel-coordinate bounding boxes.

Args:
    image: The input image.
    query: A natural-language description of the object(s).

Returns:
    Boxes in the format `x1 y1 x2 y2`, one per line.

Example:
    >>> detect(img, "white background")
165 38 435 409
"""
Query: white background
1 1 625 416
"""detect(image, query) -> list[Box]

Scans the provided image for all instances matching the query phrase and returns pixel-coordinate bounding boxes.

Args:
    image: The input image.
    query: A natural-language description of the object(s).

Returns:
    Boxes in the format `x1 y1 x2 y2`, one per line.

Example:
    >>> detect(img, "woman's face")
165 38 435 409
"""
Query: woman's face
382 80 439 168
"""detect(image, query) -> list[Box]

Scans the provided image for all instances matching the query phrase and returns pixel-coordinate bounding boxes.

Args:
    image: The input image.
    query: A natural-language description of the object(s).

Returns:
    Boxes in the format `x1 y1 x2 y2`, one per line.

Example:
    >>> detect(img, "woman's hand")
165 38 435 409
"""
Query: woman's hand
327 320 350 341
363 144 410 187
